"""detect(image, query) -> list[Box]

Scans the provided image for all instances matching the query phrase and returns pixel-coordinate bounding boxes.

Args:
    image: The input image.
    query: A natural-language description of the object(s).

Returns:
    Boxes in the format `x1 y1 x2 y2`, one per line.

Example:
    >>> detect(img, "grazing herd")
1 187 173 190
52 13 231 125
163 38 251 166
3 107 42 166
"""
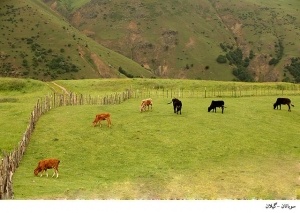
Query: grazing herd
34 96 295 178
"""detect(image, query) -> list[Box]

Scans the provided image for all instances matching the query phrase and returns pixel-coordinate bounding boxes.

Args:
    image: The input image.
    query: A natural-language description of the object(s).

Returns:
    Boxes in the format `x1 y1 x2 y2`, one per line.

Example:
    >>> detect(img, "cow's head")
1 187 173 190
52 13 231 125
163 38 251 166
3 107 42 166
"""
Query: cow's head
34 168 41 176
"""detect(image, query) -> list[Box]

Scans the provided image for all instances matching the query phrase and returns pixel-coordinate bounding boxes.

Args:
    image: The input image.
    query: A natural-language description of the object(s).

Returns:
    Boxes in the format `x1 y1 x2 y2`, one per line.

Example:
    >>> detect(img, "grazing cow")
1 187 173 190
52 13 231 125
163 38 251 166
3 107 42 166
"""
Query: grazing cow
93 113 112 127
140 98 153 112
34 158 60 178
168 98 182 114
273 98 294 111
208 100 225 113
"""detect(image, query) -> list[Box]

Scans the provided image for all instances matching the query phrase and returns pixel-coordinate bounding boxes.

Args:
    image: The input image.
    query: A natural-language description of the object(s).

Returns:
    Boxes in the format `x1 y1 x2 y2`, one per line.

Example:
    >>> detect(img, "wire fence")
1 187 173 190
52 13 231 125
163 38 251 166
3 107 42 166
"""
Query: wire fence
132 85 300 99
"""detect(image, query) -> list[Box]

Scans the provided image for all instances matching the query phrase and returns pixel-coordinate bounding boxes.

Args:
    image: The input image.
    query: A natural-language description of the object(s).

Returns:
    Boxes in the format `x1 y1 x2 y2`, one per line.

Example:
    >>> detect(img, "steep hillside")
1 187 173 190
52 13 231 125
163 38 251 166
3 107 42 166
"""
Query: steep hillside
46 0 300 82
1 0 300 82
0 0 154 80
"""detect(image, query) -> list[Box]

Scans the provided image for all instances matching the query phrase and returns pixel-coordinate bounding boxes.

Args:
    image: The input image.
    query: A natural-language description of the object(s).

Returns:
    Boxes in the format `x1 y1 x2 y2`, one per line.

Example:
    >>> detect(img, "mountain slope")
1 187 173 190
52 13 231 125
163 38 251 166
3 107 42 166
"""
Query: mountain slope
1 0 300 82
47 0 300 81
0 0 154 80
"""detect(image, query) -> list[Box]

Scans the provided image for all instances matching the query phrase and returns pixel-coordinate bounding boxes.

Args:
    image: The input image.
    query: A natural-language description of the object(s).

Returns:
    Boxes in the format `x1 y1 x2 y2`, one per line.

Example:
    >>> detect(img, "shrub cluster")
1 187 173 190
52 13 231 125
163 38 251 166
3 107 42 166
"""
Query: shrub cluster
217 43 254 82
269 39 284 66
118 67 133 78
284 57 300 83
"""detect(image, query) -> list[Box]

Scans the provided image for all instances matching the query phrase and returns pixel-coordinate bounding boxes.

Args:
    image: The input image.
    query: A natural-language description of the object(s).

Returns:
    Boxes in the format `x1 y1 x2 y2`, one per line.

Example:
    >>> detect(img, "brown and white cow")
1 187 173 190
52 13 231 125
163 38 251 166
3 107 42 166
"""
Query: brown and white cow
92 113 112 127
34 158 60 178
140 98 153 112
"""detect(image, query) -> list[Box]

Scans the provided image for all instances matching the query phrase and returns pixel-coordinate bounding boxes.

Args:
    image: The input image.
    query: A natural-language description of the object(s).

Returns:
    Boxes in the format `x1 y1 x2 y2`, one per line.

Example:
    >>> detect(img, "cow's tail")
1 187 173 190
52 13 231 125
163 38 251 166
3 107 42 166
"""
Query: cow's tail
291 104 295 107
167 101 172 104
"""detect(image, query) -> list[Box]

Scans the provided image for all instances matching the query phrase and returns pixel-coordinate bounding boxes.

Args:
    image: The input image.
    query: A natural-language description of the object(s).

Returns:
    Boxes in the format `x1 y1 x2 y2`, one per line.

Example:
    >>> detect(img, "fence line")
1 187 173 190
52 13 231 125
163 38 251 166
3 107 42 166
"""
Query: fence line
0 90 132 199
1 85 300 199
132 86 300 99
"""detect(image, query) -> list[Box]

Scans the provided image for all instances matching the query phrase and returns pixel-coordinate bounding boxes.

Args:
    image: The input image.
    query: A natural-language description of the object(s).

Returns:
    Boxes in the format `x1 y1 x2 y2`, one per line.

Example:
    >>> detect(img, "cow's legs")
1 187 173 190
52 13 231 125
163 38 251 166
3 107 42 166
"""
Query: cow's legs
107 118 112 127
52 168 59 178
52 169 56 177
288 104 291 111
221 106 224 114
41 169 48 177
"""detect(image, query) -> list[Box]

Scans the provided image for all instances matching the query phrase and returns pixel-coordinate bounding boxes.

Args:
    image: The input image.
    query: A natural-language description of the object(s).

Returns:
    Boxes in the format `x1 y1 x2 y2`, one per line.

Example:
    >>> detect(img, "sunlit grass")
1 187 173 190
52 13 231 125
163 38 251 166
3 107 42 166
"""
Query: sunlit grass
13 96 300 199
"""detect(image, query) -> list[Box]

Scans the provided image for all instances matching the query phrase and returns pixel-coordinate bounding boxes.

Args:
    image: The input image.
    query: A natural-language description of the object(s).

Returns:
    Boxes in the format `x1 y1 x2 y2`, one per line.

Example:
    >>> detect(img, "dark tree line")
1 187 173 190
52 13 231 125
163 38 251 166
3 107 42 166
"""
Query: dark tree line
216 43 254 82
269 39 284 66
118 67 133 78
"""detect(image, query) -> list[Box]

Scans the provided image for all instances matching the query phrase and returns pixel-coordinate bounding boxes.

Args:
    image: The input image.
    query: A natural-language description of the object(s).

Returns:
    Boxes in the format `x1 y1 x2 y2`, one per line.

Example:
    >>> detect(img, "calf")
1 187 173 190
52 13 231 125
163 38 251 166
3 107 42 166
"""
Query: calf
34 158 60 178
168 98 182 114
208 100 225 113
140 98 153 112
273 98 294 111
93 113 112 127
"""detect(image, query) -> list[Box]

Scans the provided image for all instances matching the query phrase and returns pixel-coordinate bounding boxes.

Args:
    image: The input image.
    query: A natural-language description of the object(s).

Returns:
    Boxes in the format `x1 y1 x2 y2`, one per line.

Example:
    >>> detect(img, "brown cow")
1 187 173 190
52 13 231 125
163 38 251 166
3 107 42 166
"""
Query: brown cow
34 158 60 178
93 113 112 127
140 98 153 112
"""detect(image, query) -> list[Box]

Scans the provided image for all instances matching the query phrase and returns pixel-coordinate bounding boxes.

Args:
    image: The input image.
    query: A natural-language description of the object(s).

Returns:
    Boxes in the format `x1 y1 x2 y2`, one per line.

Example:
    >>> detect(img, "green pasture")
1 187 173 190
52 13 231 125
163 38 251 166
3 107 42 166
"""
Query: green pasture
0 78 53 152
13 95 300 199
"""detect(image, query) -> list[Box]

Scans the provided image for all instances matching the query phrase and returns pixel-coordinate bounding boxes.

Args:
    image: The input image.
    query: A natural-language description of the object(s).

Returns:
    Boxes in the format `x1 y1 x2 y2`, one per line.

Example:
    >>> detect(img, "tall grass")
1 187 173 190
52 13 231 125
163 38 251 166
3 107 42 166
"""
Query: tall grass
12 96 300 199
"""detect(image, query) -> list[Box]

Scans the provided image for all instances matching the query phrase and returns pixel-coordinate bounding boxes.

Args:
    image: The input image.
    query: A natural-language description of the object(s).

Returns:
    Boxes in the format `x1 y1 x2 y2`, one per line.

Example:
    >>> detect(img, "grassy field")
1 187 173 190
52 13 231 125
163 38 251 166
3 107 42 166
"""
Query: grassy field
0 78 53 151
12 94 300 199
1 77 299 199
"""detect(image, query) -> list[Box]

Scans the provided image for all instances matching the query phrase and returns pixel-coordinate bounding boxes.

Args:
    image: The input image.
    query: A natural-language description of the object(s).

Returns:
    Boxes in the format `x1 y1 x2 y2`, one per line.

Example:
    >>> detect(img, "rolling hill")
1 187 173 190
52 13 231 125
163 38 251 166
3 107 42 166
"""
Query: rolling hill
0 0 154 81
1 0 300 82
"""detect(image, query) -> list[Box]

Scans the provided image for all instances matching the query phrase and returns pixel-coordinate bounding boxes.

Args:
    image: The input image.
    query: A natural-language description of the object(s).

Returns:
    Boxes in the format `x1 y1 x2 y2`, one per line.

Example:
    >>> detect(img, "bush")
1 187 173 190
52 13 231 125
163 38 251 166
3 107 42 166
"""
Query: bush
118 67 133 78
216 55 227 63
232 66 254 82
285 57 300 82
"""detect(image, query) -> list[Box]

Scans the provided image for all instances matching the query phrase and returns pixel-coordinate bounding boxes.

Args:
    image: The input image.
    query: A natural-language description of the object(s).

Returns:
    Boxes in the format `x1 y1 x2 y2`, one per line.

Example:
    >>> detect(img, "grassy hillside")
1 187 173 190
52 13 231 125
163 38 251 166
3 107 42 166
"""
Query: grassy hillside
2 0 300 82
0 0 154 80
48 0 300 81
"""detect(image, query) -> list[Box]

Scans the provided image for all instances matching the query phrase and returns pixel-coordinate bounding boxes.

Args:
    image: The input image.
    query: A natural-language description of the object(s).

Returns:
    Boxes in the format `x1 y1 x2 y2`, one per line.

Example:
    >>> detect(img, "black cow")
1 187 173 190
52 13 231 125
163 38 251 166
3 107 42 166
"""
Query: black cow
168 98 182 114
208 100 225 114
273 98 294 111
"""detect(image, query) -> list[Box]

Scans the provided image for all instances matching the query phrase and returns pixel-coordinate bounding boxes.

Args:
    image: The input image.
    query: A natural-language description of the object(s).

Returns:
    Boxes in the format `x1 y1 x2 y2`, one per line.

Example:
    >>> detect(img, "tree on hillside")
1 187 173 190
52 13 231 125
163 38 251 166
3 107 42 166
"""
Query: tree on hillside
216 43 254 82
216 55 227 63
284 57 300 83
